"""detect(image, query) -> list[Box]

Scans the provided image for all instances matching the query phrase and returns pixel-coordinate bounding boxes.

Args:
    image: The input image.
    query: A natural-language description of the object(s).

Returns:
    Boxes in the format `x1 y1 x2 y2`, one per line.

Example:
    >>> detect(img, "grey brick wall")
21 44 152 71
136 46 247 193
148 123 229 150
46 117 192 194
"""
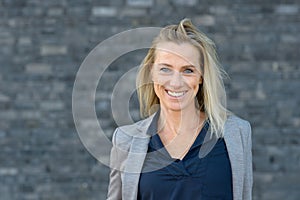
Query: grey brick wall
0 0 299 199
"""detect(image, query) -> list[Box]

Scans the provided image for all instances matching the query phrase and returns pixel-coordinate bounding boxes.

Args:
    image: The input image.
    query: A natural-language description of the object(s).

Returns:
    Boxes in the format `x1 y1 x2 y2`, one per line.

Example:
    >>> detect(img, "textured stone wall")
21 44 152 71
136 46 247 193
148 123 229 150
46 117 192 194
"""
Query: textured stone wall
0 0 300 199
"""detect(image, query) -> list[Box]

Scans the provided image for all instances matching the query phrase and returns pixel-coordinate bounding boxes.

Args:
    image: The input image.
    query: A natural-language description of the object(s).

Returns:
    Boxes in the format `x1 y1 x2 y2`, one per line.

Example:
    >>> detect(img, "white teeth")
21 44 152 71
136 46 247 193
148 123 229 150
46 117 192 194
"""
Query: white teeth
167 90 185 97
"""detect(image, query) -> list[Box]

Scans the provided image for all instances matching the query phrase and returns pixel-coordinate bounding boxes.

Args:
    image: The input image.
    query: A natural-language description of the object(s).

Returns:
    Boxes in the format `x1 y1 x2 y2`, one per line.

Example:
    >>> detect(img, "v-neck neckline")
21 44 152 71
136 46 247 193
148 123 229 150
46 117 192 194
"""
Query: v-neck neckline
149 120 209 161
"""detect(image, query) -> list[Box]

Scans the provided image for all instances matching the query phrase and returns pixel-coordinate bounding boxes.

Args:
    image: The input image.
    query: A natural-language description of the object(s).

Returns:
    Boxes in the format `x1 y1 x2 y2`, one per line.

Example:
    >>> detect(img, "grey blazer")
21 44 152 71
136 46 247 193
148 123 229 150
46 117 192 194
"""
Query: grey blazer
107 114 253 200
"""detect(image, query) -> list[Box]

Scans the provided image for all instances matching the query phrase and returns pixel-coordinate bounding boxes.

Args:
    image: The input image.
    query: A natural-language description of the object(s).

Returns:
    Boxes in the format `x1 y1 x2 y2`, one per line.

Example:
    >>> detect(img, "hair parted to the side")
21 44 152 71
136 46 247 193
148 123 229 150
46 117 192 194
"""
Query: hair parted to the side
136 18 229 138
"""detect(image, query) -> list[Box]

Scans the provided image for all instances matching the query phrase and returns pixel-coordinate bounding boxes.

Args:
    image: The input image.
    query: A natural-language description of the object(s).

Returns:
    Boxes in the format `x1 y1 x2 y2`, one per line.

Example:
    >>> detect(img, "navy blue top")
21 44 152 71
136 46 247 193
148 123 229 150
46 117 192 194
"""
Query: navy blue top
137 115 233 200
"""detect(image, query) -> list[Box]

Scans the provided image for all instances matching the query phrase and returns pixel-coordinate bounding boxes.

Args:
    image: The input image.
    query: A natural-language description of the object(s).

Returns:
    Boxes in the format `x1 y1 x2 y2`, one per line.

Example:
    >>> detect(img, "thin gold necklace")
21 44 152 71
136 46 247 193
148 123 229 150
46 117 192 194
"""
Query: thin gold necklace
175 119 206 160
158 115 206 148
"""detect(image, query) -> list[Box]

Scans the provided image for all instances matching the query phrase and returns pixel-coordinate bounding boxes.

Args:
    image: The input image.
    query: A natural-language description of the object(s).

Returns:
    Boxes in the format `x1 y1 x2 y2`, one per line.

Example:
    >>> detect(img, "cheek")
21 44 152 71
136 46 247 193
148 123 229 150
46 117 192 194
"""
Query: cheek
152 71 164 98
186 78 200 93
183 76 198 85
152 73 168 87
153 83 164 99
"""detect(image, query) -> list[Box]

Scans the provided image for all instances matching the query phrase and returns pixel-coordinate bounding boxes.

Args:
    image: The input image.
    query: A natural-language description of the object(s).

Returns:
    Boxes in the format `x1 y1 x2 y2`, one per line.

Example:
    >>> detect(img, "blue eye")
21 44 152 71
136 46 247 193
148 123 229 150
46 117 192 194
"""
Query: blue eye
183 68 194 73
160 67 171 73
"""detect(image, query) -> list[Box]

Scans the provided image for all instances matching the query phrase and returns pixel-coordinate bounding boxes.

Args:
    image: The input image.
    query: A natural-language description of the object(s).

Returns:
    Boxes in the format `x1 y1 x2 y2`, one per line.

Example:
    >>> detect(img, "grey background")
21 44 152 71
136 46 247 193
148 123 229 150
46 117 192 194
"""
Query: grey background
1 0 300 199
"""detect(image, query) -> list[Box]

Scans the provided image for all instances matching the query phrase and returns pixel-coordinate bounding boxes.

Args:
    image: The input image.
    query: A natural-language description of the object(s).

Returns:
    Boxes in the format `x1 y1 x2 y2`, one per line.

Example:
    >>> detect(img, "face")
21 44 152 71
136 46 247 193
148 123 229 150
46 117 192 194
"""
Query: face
151 42 202 112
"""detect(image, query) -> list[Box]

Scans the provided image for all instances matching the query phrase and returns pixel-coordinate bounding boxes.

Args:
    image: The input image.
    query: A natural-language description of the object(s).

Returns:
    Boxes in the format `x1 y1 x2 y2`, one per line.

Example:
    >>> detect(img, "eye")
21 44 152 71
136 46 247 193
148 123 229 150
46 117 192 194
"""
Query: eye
183 68 194 73
160 67 171 73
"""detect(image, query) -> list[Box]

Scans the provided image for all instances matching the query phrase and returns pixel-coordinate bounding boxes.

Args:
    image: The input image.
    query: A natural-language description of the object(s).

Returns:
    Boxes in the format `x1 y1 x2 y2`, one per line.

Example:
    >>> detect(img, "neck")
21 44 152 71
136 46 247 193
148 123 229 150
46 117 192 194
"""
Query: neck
158 106 204 135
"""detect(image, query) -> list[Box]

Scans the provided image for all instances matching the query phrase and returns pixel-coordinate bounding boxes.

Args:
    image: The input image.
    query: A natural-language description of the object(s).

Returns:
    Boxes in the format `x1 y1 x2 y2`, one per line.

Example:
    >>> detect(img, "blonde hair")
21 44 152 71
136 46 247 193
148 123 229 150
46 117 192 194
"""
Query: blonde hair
136 18 229 137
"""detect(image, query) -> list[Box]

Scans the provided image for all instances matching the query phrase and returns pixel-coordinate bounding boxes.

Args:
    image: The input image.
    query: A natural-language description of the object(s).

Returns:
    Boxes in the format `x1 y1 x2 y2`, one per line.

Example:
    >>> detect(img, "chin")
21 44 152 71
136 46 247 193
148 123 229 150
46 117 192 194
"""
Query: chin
162 103 189 112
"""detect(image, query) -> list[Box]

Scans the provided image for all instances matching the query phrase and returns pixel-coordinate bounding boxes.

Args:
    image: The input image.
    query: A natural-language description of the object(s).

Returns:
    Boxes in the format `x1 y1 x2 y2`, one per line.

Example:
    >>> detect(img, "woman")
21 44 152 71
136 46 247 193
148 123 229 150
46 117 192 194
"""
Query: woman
107 19 252 200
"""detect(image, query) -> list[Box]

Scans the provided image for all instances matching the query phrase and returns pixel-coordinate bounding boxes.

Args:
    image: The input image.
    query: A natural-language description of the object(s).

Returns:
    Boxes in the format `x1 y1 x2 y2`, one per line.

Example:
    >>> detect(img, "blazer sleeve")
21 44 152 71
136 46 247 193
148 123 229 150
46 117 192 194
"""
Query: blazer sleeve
107 128 125 200
243 121 253 200
107 128 132 200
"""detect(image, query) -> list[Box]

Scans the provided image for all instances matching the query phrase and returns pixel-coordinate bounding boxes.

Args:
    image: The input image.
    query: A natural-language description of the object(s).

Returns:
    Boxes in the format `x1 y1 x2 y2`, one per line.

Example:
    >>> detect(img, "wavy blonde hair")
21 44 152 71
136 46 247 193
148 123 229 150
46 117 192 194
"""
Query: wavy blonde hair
136 18 229 137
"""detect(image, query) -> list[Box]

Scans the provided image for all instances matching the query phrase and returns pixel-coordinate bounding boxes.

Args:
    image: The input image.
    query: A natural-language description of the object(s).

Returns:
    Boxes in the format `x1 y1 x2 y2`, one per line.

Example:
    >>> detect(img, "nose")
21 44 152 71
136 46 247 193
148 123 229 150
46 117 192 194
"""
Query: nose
169 71 184 88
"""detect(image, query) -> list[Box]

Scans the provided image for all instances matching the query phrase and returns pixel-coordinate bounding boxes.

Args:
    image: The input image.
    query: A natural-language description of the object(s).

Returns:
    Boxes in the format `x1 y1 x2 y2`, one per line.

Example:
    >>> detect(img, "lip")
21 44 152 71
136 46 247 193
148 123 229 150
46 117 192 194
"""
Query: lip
165 89 187 99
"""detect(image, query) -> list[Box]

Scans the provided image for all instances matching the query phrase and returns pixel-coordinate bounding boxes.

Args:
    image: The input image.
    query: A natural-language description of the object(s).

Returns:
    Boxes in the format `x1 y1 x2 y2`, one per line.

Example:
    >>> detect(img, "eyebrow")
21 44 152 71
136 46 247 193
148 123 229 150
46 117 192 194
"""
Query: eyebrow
157 63 197 69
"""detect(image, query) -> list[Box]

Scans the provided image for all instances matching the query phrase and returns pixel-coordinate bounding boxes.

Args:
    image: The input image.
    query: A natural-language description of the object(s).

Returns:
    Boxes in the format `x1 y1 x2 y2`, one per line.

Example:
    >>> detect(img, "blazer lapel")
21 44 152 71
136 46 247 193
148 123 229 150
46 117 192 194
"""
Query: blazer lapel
224 116 244 200
122 136 150 200
122 115 154 200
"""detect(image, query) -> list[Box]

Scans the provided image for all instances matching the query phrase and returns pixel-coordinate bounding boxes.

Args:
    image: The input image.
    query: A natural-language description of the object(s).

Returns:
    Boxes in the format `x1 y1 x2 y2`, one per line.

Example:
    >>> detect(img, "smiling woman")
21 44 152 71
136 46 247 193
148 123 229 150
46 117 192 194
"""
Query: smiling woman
136 20 229 139
107 19 253 200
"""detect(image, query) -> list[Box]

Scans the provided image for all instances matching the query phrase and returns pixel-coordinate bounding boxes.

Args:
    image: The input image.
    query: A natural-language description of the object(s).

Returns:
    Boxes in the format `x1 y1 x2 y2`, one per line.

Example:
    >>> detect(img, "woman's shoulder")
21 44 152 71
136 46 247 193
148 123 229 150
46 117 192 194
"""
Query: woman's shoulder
226 114 252 139
227 114 251 129
112 114 155 144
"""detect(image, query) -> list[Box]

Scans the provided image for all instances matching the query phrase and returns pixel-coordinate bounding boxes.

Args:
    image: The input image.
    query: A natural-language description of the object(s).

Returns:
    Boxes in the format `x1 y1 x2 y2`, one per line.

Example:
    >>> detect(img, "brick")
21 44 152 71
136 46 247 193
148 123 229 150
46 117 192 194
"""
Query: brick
20 111 41 119
280 34 299 43
275 4 299 15
172 0 197 6
40 45 68 56
22 7 43 16
120 7 147 17
0 168 18 176
193 15 216 26
40 101 65 111
18 37 32 46
92 7 117 17
0 110 17 120
209 6 229 15
126 0 153 7
47 7 64 16
25 63 52 75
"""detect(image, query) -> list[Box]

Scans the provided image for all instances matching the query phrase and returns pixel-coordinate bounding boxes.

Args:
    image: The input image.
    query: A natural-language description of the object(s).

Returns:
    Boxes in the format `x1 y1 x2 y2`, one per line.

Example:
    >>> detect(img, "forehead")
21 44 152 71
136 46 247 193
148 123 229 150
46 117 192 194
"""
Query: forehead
155 42 200 67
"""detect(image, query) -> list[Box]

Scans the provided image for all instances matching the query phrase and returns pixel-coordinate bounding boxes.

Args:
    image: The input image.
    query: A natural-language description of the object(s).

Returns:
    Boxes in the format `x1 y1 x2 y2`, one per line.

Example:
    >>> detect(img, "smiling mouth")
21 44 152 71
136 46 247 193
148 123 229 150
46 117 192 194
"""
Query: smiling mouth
166 90 187 97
